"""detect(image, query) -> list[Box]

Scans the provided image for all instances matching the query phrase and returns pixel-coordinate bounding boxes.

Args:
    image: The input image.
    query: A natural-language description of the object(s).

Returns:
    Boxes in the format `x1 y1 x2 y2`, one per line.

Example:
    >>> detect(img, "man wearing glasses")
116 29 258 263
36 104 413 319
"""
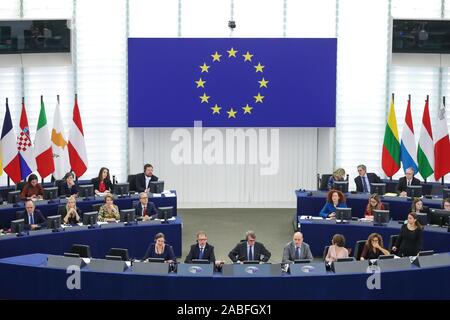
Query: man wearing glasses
228 230 271 263
354 164 381 193
185 231 216 264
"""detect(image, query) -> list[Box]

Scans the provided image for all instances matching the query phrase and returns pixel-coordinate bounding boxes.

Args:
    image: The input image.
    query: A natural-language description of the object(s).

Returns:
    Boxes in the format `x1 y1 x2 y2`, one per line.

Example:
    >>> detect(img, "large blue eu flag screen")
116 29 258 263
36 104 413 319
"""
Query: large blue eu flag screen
128 38 336 127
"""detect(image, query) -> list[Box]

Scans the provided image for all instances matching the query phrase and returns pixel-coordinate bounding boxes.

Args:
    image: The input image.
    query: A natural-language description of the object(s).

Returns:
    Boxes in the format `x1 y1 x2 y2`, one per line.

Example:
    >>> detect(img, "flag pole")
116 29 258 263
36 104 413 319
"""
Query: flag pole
57 94 60 104
6 98 10 187
441 96 446 185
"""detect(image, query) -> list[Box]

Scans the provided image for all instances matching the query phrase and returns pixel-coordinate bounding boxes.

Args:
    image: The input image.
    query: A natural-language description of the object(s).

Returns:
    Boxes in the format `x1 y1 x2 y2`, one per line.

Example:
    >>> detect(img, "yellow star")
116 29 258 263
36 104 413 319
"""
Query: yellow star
227 47 238 58
254 63 265 73
227 108 237 118
195 78 206 88
258 78 269 88
211 51 222 62
254 93 264 103
211 104 221 114
242 104 253 114
200 63 210 73
199 93 210 103
243 51 254 62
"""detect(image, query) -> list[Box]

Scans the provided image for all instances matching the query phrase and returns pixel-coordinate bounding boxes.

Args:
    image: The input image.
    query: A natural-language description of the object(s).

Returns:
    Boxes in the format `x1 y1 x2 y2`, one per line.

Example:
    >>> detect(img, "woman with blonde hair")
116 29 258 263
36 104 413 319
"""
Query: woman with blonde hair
327 168 346 190
61 195 82 224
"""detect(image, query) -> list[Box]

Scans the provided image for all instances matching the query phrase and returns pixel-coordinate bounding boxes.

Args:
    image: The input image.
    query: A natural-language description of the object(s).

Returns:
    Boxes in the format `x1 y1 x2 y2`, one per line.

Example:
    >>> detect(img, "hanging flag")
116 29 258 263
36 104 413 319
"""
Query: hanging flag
417 96 434 180
17 98 36 180
400 95 418 173
1 99 21 183
34 96 55 179
434 97 450 180
51 96 70 180
382 94 401 177
68 95 88 177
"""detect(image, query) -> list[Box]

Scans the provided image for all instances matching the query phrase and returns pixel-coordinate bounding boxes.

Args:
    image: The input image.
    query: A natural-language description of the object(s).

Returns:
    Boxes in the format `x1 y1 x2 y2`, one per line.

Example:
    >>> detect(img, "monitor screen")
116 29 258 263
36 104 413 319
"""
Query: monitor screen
7 191 21 204
105 255 124 261
336 207 352 221
0 19 71 54
378 254 395 260
373 209 390 225
147 257 165 263
70 244 91 258
431 209 450 227
10 219 24 234
64 252 80 258
332 181 348 193
44 187 59 200
418 250 434 256
157 206 173 220
149 181 164 194
113 183 129 196
243 260 260 264
82 211 98 226
190 259 210 264
78 184 94 199
407 185 422 198
442 188 450 200
294 259 312 264
336 257 355 262
370 183 386 196
120 209 135 223
107 248 129 261
46 214 61 230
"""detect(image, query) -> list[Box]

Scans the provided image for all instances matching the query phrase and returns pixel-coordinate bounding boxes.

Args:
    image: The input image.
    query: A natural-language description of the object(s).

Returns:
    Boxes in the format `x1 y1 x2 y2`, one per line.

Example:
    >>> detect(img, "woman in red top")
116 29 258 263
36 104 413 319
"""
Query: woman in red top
92 167 113 195
20 174 44 200
364 194 384 219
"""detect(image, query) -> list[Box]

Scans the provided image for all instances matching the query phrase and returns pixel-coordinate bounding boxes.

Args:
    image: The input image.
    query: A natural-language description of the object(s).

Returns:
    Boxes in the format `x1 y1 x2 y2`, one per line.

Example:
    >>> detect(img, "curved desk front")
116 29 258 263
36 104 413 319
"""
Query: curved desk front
0 217 182 259
296 190 445 220
0 253 449 300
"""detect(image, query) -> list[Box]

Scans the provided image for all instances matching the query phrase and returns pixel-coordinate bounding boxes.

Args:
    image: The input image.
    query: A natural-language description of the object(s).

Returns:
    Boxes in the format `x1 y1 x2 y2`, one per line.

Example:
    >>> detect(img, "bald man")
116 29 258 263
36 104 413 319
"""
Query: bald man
282 232 313 263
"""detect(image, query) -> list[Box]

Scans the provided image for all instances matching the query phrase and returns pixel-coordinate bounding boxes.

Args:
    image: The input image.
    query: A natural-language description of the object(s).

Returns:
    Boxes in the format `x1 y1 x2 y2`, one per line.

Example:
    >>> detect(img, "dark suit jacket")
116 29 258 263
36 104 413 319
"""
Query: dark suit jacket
135 173 159 193
59 183 78 197
354 173 381 192
59 207 82 224
21 209 46 230
134 201 158 219
184 242 216 264
91 177 113 193
228 241 271 262
396 177 421 193
143 243 176 262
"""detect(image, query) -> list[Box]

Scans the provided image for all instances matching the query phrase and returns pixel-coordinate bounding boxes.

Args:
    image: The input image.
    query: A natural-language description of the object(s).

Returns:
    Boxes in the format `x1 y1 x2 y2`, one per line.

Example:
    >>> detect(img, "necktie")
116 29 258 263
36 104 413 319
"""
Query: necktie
407 179 411 187
199 247 204 259
30 214 34 225
248 246 253 261
362 176 369 193
143 206 147 216
295 247 300 260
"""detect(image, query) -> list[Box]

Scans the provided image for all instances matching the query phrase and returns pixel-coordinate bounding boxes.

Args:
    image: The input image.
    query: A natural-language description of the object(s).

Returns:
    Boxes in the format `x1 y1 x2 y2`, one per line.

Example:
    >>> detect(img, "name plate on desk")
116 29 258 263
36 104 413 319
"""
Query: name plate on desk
374 257 412 271
132 261 169 275
413 253 450 268
332 260 369 274
290 263 326 276
177 263 214 277
88 258 127 273
222 263 282 277
47 255 86 269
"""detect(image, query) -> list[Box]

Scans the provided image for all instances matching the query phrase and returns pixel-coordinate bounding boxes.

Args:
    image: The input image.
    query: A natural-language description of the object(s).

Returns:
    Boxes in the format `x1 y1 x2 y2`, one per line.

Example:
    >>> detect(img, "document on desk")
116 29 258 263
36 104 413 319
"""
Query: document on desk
164 193 176 197
152 193 162 198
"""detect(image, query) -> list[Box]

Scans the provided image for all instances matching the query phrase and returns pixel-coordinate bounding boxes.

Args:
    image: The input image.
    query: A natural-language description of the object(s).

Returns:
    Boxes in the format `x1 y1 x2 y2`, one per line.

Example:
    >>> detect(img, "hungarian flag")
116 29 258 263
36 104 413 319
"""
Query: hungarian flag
382 94 401 177
51 96 70 180
68 95 88 177
17 98 36 180
417 97 434 180
34 96 55 178
400 96 418 173
1 99 21 183
434 97 450 180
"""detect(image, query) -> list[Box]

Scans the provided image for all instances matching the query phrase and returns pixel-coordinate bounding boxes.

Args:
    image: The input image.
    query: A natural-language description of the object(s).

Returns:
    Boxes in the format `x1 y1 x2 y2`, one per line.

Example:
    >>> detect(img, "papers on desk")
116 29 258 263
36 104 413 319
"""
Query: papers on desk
162 190 171 194
164 193 176 197
299 215 323 220
384 193 398 197
154 217 176 221
151 193 162 198
97 221 109 225
82 258 91 264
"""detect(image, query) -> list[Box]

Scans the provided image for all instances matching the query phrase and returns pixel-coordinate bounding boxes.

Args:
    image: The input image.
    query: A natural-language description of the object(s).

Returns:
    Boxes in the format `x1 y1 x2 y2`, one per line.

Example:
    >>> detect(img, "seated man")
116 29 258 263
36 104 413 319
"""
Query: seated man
354 164 381 193
396 167 421 197
184 231 216 264
282 231 313 263
21 200 46 231
134 192 157 221
228 230 271 263
135 164 159 193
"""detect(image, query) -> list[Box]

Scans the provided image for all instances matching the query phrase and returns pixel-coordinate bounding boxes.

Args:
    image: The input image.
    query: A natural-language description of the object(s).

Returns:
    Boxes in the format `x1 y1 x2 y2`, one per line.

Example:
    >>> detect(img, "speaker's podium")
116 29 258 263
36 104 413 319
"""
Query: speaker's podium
177 263 214 277
222 263 282 277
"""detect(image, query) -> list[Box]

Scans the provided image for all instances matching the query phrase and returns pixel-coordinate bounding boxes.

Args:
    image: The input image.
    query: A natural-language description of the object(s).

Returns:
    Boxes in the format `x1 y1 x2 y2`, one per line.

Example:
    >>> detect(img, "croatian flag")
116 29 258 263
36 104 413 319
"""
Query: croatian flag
17 98 36 180
400 96 418 173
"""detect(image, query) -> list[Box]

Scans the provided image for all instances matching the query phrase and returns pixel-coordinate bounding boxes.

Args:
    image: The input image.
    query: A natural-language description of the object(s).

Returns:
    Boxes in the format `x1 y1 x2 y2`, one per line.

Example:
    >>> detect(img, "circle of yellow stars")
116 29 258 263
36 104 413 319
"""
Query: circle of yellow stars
195 47 269 119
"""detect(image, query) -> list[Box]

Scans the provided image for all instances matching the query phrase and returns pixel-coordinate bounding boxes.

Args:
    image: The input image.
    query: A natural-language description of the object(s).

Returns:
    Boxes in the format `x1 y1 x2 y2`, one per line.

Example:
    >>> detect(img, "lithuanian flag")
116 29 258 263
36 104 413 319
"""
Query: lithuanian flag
382 94 401 177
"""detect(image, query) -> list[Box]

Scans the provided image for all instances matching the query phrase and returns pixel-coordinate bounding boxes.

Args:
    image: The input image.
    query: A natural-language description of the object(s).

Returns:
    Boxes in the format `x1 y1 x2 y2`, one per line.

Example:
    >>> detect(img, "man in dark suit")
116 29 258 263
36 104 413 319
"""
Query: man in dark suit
135 164 159 193
134 192 158 221
354 164 381 193
228 230 271 263
282 232 313 263
397 167 421 196
184 231 216 264
21 200 46 231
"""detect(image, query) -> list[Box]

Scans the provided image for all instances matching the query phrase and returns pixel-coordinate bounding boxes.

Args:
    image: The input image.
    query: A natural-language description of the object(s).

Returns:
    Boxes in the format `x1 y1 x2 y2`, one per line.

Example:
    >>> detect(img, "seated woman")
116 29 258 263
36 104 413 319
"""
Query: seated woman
59 172 78 197
319 190 347 218
325 234 349 263
143 232 176 263
20 174 44 200
364 194 384 220
392 212 423 257
60 195 82 225
327 168 346 190
92 167 113 195
97 194 120 222
360 233 390 260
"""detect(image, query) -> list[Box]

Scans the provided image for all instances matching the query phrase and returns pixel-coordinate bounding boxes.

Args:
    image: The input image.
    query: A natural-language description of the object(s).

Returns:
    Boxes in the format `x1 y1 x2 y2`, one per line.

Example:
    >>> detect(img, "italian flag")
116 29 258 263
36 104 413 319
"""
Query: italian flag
434 97 450 180
382 94 401 177
417 97 434 180
34 96 55 178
